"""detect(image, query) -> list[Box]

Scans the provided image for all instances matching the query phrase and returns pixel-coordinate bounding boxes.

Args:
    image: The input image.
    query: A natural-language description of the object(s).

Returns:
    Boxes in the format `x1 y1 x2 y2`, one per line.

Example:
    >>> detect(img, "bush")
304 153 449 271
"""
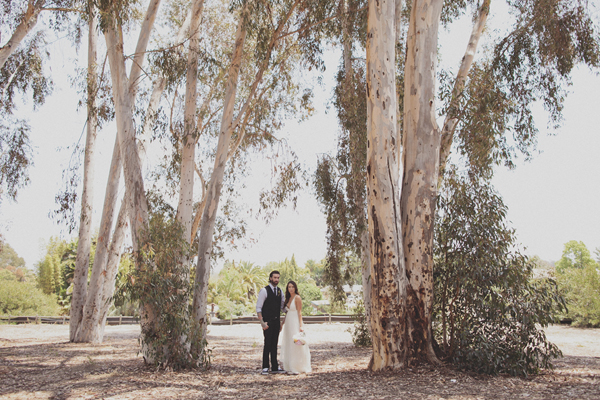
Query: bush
215 298 250 319
298 282 322 315
122 208 210 370
557 264 600 327
0 280 60 316
347 298 371 347
434 173 564 376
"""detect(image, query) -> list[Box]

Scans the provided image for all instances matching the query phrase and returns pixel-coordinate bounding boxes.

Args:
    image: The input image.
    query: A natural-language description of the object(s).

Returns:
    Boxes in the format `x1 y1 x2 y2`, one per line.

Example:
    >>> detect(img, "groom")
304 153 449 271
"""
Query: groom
256 270 286 374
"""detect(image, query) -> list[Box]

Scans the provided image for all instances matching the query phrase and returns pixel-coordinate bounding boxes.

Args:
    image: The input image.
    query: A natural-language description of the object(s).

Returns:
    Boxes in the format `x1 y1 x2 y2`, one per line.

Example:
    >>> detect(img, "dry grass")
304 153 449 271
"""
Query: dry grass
0 323 599 399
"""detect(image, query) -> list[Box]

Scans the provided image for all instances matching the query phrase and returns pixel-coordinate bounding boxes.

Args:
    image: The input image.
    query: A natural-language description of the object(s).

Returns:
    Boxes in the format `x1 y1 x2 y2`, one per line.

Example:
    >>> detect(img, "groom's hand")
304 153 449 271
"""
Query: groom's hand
261 321 268 330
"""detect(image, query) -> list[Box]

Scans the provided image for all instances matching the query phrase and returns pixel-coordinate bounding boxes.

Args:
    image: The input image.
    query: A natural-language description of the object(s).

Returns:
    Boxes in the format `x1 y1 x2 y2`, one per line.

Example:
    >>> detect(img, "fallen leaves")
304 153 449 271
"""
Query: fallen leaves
0 324 598 399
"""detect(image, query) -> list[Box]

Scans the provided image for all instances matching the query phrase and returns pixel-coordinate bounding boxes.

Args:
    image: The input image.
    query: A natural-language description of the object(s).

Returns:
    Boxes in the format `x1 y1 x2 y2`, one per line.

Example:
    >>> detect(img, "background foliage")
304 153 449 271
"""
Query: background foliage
555 241 600 327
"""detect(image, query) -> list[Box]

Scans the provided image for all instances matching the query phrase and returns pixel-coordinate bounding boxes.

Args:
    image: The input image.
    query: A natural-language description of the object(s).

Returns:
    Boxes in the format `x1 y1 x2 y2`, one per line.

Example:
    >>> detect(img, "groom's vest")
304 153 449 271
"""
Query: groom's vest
262 286 281 322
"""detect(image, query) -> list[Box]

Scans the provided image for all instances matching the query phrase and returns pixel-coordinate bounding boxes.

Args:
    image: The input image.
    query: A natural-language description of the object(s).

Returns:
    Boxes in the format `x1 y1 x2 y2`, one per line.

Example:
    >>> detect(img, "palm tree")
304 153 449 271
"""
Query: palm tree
237 261 267 300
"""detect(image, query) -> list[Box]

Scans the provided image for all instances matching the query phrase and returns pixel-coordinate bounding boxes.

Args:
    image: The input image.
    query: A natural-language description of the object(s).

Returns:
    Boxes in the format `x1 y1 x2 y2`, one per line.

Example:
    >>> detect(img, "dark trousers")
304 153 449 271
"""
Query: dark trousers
262 318 280 370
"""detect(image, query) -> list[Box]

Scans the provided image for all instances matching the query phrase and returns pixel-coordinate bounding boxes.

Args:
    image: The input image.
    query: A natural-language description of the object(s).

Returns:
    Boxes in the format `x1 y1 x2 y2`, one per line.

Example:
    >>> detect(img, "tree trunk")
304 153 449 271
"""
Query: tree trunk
73 139 122 342
104 25 148 252
176 0 205 240
191 9 248 335
359 228 372 325
366 0 407 371
438 0 490 180
74 0 161 343
400 0 443 364
97 201 128 340
128 0 162 98
70 9 99 342
0 0 45 69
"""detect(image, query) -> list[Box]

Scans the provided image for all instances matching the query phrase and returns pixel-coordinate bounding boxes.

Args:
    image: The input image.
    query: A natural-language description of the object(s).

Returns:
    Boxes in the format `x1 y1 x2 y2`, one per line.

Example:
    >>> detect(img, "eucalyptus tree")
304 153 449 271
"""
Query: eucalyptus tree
190 0 338 340
433 170 564 376
0 0 80 68
0 0 79 203
71 0 163 343
70 0 99 342
319 0 599 370
314 0 368 305
401 0 599 366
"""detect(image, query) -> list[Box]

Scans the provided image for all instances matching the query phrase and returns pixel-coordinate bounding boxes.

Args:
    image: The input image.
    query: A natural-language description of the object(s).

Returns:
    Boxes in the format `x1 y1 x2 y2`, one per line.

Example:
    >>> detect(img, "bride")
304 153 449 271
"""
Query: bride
280 280 311 374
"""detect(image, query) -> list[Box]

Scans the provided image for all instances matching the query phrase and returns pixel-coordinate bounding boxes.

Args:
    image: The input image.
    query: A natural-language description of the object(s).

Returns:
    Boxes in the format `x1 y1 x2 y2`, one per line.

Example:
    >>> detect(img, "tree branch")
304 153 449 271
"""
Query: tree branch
437 0 491 181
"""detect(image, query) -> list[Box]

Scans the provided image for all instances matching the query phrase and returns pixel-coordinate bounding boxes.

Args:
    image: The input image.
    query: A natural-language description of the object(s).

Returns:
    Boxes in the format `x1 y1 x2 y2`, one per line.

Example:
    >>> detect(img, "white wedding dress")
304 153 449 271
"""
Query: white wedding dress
281 296 311 373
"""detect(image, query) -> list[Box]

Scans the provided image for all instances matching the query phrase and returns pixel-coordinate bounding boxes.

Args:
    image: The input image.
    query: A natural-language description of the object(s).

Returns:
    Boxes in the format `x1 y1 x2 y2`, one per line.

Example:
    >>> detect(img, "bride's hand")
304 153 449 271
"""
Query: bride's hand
299 326 304 332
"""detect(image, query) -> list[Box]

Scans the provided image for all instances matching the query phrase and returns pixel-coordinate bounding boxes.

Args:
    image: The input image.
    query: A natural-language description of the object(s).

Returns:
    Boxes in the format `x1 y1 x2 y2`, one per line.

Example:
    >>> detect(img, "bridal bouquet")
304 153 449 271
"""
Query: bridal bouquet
292 332 307 346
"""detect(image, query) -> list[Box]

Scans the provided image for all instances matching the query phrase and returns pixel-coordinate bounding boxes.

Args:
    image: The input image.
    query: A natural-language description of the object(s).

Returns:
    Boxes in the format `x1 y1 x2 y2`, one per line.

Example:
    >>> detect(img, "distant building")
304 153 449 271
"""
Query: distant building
343 285 362 310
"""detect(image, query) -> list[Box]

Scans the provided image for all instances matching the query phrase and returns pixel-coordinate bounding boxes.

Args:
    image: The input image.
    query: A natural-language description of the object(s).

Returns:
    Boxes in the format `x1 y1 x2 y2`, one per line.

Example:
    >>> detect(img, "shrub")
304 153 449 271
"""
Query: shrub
0 279 60 316
298 282 322 315
347 298 371 347
557 264 600 327
122 208 210 370
434 172 565 376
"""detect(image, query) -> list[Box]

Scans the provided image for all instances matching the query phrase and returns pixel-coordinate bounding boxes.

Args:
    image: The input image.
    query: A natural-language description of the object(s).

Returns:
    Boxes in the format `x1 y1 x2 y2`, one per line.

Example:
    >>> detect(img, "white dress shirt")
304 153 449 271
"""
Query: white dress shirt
256 284 286 314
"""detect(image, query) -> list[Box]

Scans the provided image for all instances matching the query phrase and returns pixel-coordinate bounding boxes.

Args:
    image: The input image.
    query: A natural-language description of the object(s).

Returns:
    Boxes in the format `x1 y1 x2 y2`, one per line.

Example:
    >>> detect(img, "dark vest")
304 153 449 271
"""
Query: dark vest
262 285 281 321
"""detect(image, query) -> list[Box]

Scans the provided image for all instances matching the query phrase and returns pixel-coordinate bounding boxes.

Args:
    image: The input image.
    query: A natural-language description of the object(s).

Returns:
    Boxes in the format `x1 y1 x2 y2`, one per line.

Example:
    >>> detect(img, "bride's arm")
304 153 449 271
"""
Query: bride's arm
296 296 304 332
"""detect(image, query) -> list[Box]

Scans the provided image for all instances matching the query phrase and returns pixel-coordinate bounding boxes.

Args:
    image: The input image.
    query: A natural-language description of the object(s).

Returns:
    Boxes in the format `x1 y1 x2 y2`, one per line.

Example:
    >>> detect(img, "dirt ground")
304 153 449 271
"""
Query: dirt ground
1 323 599 399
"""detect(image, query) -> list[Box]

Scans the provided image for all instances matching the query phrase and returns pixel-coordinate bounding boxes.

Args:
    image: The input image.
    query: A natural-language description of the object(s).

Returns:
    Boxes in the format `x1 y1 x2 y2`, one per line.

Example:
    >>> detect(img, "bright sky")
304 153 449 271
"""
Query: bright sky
2 5 599 271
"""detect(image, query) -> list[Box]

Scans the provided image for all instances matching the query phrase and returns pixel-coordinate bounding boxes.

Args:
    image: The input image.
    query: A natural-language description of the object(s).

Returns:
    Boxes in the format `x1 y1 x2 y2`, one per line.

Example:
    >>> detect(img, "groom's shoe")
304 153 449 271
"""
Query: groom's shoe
261 368 269 375
270 367 286 374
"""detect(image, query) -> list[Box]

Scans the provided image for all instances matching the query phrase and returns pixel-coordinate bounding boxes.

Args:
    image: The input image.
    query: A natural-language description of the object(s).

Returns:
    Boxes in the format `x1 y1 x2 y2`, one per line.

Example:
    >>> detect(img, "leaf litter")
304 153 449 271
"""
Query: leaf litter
0 323 598 399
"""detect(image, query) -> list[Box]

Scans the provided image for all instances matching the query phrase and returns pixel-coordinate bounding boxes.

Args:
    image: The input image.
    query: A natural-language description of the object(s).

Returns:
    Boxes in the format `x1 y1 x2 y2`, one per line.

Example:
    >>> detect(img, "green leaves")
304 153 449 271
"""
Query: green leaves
124 205 209 370
555 241 600 327
434 171 565 376
443 0 600 177
556 240 597 273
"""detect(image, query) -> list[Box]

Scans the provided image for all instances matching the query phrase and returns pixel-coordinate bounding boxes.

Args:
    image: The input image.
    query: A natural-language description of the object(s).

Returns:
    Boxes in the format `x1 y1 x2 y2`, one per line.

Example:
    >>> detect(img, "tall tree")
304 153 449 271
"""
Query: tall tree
71 0 162 343
191 0 332 341
192 0 250 339
319 0 599 371
70 2 98 342
365 0 408 370
399 0 444 364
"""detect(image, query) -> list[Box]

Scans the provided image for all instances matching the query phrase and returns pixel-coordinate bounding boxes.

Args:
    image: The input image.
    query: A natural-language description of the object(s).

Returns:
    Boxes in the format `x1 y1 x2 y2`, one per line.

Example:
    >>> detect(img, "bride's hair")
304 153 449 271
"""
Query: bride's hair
285 280 300 307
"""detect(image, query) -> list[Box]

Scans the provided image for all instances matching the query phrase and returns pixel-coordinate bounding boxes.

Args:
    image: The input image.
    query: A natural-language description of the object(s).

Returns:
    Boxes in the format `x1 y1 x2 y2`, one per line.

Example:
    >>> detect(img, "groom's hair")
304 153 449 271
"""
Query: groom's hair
269 270 280 278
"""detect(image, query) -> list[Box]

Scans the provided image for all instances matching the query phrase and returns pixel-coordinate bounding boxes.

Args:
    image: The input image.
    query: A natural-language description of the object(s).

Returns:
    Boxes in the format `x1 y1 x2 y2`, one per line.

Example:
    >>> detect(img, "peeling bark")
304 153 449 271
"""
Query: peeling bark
400 0 444 365
366 0 407 371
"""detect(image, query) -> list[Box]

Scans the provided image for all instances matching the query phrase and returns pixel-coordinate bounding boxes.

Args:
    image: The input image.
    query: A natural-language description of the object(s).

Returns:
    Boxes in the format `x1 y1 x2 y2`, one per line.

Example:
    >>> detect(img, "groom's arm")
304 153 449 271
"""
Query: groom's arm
256 288 268 330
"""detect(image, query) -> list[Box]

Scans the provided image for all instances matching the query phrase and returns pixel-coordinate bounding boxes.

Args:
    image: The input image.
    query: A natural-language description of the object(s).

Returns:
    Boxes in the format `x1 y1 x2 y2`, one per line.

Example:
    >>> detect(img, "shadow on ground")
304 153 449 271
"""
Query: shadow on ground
0 326 598 399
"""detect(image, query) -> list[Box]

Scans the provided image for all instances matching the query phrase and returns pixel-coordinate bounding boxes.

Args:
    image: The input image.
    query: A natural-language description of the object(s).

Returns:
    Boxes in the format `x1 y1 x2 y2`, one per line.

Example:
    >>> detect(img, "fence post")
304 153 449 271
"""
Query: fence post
328 313 331 324
119 315 122 325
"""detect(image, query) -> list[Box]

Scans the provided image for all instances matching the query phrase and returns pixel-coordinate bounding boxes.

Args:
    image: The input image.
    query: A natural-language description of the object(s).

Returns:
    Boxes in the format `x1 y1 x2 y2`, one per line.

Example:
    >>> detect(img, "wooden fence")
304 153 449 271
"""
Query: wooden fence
0 315 140 325
0 314 356 326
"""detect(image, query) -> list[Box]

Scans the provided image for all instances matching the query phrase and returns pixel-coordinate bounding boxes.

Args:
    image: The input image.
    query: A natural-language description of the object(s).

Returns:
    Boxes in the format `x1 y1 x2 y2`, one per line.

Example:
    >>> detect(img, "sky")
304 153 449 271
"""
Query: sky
1 5 599 272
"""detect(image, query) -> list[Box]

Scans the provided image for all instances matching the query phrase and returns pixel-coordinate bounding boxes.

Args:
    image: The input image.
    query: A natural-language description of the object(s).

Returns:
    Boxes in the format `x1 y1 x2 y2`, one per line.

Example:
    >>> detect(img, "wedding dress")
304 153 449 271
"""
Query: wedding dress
280 296 311 373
